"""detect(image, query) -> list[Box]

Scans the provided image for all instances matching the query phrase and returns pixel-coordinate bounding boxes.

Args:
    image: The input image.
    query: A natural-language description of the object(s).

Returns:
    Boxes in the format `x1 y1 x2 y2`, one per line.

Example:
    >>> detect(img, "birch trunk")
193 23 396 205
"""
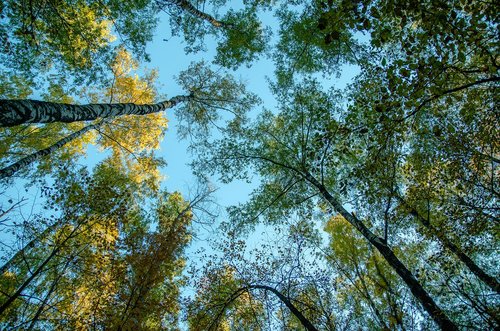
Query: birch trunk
0 122 101 179
0 95 190 127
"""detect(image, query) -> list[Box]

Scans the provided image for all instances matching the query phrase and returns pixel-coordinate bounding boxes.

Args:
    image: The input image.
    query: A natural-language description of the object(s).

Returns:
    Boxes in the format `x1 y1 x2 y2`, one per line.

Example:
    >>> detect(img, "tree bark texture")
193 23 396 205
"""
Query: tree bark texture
0 95 190 127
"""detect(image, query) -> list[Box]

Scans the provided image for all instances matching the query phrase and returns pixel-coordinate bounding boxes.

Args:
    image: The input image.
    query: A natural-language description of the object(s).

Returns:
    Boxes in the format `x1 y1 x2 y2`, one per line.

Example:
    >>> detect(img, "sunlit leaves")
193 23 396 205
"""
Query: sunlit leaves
0 0 157 85
0 164 193 329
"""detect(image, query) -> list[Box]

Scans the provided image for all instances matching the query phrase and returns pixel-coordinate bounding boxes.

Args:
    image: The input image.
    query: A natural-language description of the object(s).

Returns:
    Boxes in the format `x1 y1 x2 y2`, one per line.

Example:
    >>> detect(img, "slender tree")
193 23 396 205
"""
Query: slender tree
0 96 191 127
197 81 458 329
397 195 500 294
0 218 84 315
0 122 103 179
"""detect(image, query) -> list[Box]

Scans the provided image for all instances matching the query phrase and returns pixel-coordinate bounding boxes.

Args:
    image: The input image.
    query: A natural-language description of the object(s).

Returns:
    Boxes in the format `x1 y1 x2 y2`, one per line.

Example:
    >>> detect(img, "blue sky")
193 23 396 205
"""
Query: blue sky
146 8 360 205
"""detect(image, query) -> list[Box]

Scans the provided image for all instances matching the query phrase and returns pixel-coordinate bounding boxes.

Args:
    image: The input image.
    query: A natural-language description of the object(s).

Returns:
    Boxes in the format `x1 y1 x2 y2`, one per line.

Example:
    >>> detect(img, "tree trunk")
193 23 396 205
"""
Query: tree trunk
353 262 391 330
27 255 73 330
247 284 319 331
0 95 190 127
0 221 79 316
397 195 500 294
0 220 63 275
163 0 227 28
0 122 101 179
0 247 60 316
302 171 457 330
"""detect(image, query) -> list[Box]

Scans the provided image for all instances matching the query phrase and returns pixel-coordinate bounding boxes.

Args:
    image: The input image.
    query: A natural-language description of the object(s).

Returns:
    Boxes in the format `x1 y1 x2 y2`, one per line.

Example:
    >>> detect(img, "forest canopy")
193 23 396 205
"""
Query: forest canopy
0 0 498 330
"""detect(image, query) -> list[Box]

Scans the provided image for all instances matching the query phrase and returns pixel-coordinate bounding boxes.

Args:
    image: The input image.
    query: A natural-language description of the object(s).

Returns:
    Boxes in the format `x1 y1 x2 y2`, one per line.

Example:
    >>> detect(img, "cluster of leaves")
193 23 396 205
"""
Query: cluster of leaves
0 0 158 87
0 162 193 329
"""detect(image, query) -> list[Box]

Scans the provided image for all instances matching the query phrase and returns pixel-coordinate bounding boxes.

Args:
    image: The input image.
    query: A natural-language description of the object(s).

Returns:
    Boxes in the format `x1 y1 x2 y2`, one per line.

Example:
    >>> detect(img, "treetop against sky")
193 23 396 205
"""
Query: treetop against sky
0 0 498 329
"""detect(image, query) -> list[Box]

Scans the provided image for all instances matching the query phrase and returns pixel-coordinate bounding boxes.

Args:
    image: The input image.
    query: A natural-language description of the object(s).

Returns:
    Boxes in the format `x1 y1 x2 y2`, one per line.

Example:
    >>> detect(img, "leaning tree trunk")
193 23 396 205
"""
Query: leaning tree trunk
302 171 458 330
0 95 191 127
397 195 500 294
0 121 102 179
26 255 73 330
0 247 60 316
0 218 86 316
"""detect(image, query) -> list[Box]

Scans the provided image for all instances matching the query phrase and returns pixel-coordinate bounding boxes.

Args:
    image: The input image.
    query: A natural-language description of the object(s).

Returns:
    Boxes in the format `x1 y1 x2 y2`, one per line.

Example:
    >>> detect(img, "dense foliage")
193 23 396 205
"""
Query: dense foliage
0 0 498 329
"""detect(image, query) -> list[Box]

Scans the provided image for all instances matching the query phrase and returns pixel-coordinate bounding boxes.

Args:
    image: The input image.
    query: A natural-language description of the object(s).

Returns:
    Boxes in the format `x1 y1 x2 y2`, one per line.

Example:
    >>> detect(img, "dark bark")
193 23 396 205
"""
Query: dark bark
397 196 500 294
0 222 78 316
302 171 458 330
0 248 59 316
0 220 63 275
27 255 73 330
0 95 190 127
247 284 319 331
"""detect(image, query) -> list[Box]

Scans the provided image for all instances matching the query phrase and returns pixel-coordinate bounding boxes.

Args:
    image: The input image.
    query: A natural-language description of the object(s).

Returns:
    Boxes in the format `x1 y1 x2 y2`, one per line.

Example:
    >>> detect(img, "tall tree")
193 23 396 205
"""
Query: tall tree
0 97 189 128
0 48 167 181
0 61 255 130
0 162 138 321
0 161 197 329
163 1 270 69
195 80 462 329
0 56 257 184
1 0 498 329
